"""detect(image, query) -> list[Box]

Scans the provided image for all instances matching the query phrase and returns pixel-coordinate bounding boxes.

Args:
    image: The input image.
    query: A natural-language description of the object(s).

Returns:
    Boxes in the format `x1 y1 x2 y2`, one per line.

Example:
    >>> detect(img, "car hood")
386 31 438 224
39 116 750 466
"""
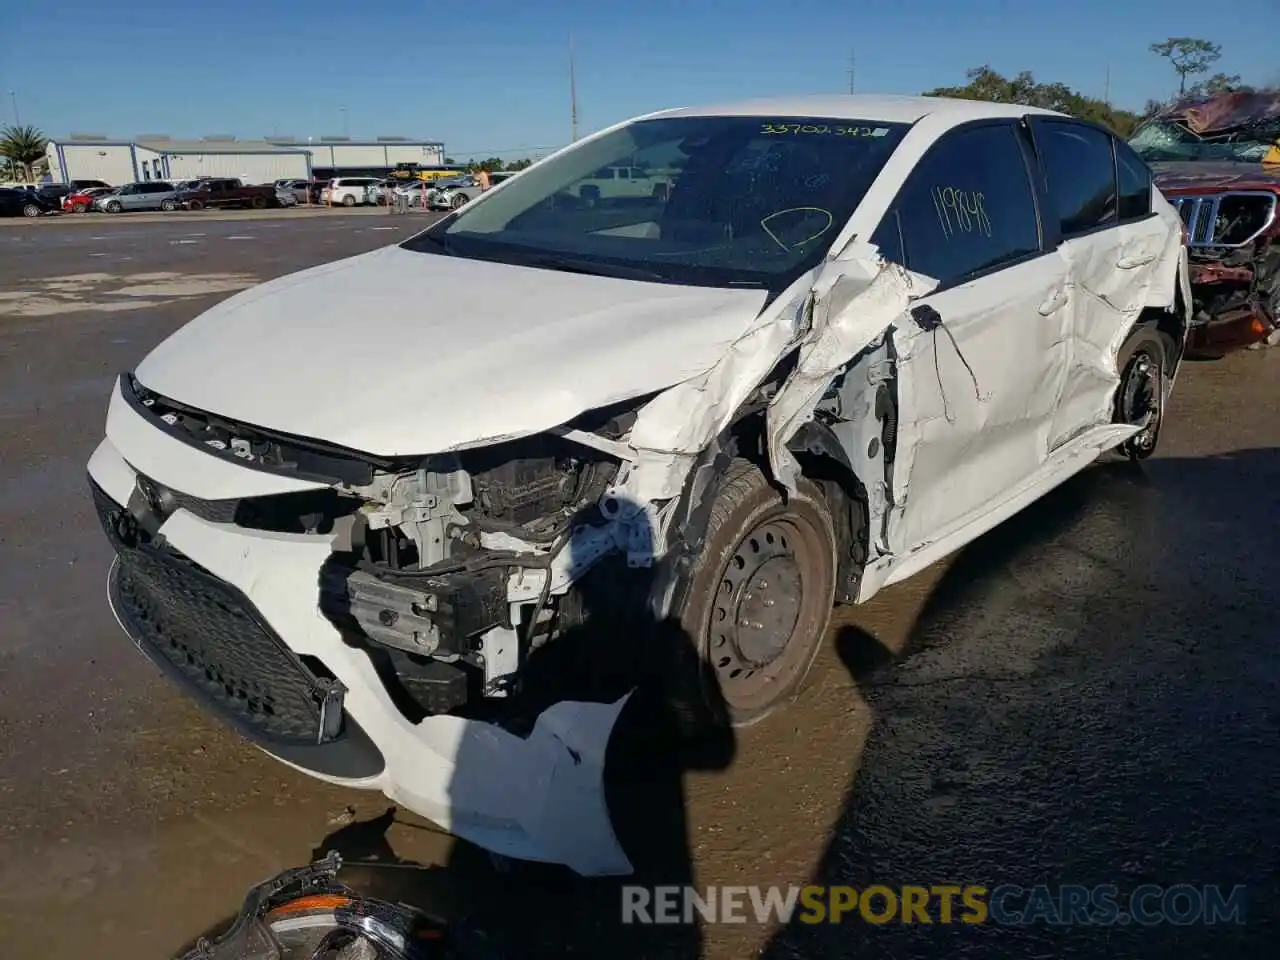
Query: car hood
133 243 770 456
1153 160 1280 193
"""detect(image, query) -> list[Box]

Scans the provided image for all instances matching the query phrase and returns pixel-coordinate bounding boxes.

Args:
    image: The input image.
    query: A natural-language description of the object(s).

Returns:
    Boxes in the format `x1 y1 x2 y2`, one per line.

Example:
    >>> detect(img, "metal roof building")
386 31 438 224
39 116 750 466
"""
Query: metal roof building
45 134 446 186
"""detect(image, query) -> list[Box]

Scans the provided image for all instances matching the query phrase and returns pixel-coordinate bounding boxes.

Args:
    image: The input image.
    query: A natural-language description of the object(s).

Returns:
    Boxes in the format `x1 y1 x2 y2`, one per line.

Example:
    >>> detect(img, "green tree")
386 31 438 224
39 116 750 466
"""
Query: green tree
1183 72 1248 100
1149 37 1222 96
0 123 49 182
505 158 533 171
924 66 1144 137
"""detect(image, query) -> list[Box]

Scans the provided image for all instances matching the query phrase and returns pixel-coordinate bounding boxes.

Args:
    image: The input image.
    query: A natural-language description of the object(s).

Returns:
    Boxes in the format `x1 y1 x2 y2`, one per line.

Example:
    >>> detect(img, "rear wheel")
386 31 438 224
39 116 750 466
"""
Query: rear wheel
342 194 356 207
72 202 88 213
451 193 469 210
251 195 268 209
186 199 204 211
677 459 837 726
21 203 40 217
1112 327 1172 460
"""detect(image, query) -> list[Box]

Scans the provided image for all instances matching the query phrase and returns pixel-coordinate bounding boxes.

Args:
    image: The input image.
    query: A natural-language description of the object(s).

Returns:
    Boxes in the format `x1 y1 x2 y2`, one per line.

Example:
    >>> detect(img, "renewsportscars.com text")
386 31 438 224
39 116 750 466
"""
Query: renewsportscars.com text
622 884 1247 926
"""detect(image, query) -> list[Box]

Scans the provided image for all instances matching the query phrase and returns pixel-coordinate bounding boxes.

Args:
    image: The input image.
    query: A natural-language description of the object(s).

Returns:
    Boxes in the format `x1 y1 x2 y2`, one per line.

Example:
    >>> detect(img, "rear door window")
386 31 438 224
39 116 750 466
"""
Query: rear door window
873 122 1042 286
1033 119 1118 235
1115 137 1153 221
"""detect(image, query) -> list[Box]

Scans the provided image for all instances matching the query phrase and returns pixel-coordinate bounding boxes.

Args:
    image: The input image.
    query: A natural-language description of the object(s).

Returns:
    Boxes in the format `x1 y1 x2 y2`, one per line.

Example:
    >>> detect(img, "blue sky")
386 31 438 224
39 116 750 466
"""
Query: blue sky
2 0 1273 160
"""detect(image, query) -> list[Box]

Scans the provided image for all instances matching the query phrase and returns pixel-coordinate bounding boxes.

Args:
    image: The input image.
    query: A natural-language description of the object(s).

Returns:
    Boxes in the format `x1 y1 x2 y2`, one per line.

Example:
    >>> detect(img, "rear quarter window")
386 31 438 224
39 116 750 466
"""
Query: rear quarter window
1034 120 1119 235
1115 138 1153 221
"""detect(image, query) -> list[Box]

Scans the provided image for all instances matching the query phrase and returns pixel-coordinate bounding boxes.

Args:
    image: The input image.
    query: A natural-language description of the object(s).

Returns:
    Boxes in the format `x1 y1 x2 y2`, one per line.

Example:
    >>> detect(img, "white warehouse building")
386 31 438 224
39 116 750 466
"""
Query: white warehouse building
45 134 446 186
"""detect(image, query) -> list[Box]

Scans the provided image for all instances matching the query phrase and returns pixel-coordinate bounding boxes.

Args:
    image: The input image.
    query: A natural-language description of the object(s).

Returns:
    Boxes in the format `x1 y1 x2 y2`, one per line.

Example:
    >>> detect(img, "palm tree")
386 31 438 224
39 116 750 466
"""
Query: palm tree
0 124 50 182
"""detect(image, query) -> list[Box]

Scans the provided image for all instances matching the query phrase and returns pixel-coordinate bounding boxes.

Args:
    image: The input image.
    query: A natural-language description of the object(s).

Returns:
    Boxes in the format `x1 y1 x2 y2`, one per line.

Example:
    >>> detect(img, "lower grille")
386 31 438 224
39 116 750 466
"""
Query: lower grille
91 481 343 746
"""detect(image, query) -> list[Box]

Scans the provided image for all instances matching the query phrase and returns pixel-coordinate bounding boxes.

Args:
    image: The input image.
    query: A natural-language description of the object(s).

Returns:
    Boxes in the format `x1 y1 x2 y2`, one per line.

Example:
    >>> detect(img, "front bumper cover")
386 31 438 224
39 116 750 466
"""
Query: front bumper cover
86 386 635 876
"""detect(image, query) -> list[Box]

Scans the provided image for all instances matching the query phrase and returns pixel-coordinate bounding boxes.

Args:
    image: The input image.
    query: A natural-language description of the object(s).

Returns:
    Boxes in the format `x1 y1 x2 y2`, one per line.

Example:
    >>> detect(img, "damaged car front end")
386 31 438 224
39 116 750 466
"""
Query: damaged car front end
90 96 1188 878
1133 90 1280 355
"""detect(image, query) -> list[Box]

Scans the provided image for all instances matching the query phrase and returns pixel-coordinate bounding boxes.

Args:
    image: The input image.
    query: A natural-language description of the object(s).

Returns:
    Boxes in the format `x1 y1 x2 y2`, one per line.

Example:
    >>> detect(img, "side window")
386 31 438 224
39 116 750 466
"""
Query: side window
885 123 1041 285
1035 120 1118 235
1115 138 1152 221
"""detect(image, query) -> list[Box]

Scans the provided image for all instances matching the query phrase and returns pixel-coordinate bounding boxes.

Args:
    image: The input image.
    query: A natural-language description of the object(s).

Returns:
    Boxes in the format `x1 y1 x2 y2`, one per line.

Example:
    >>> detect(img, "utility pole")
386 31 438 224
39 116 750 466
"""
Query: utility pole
569 34 579 142
847 50 856 94
8 91 18 126
1103 64 1111 106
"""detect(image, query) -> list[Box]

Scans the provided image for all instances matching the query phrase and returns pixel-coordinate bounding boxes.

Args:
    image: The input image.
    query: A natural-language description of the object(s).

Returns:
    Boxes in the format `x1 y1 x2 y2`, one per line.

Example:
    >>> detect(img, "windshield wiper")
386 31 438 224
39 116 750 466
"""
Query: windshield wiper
512 253 667 283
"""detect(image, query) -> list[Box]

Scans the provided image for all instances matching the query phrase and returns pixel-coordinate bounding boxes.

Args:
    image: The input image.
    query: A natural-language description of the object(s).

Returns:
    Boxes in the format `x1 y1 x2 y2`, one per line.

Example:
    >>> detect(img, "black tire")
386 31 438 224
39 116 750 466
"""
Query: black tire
451 193 468 210
1112 327 1172 460
21 203 40 218
342 194 356 207
251 195 267 209
104 200 122 214
676 458 837 726
160 199 176 212
187 199 204 211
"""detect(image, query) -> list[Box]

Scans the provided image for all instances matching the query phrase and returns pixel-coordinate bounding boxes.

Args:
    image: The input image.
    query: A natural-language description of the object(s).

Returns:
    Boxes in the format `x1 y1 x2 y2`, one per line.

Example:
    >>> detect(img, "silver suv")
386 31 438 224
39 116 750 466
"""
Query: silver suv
95 181 181 213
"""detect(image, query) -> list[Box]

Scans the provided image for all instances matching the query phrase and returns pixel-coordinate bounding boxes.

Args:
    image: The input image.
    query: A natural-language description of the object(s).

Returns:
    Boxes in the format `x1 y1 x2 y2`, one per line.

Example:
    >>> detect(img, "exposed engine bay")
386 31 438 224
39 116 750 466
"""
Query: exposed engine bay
131 376 655 719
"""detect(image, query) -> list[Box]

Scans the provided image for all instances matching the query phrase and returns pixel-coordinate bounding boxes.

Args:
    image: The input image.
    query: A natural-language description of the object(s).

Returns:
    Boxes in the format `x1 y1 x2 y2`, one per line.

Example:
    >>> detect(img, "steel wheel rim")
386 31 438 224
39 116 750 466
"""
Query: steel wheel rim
1121 348 1162 452
706 513 827 713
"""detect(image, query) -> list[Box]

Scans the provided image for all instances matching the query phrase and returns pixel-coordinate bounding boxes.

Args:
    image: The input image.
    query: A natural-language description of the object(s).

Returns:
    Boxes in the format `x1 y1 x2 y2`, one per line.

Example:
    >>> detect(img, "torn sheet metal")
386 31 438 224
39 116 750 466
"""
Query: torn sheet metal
622 244 928 505
765 242 931 493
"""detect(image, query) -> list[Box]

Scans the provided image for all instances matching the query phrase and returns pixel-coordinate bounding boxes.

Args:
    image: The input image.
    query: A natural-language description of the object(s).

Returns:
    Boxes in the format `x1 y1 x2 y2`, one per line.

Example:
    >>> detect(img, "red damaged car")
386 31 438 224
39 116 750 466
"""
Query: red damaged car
62 186 114 213
1131 91 1280 356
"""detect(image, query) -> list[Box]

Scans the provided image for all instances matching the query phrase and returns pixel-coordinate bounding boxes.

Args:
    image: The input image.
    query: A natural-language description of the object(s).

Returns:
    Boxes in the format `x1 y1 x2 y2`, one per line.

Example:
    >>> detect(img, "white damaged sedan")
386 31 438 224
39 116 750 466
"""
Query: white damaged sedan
87 95 1188 876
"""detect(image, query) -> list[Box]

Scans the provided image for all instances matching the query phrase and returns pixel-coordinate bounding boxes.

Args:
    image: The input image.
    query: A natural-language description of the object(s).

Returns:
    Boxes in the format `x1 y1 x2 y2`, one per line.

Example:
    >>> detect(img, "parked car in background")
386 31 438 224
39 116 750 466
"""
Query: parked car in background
0 186 58 217
274 185 299 207
179 177 278 210
426 175 484 210
390 180 432 209
62 186 114 212
1134 90 1280 356
86 95 1187 876
94 181 181 213
321 177 379 206
71 179 113 190
366 178 402 205
273 179 320 203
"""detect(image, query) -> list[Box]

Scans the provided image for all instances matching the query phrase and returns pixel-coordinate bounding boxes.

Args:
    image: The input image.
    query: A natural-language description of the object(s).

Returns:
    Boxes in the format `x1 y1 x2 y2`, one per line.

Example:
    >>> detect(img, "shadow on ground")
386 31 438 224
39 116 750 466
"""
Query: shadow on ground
187 449 1280 958
759 449 1280 959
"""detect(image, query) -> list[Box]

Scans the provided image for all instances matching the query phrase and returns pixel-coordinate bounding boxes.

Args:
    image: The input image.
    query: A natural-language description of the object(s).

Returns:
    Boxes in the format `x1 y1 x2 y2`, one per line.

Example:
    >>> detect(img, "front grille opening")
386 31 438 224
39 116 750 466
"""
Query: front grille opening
1216 195 1274 246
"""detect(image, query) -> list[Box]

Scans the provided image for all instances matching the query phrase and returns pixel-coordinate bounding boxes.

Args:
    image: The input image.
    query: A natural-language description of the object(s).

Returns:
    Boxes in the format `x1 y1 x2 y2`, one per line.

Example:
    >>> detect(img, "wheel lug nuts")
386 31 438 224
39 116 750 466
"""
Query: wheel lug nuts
743 592 753 600
757 580 768 589
763 599 775 607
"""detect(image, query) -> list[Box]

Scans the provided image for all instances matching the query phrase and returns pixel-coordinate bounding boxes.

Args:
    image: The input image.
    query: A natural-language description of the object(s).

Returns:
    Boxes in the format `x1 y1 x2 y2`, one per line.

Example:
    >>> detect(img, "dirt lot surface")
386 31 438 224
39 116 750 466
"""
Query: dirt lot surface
1 215 1276 958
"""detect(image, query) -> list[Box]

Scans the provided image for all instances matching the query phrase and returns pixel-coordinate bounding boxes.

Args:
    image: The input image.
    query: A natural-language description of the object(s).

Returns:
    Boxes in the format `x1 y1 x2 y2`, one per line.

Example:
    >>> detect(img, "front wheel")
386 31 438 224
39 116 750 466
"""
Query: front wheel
677 459 837 727
1112 327 1172 460
104 200 122 214
186 199 204 211
21 203 40 218
341 194 356 207
160 199 176 211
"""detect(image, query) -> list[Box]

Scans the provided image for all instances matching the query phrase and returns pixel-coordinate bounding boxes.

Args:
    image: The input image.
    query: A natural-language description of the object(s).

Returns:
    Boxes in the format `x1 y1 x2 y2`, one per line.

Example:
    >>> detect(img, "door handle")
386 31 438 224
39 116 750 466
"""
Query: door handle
1038 288 1069 315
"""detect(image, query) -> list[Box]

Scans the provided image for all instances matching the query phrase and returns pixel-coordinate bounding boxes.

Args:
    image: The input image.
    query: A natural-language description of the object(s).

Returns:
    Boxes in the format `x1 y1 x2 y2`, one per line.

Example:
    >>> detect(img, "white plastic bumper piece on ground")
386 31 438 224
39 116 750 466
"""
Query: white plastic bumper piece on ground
87 434 634 877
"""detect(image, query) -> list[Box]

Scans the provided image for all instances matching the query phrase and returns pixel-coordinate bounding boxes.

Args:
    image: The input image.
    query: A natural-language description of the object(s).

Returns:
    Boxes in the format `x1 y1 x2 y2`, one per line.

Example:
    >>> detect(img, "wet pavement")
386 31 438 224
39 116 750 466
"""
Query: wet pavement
0 218 1276 958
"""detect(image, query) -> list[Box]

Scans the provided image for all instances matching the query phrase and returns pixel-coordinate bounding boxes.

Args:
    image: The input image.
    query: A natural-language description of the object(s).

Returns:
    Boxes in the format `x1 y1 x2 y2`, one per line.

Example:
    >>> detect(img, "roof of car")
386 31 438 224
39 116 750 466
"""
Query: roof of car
656 94 1062 125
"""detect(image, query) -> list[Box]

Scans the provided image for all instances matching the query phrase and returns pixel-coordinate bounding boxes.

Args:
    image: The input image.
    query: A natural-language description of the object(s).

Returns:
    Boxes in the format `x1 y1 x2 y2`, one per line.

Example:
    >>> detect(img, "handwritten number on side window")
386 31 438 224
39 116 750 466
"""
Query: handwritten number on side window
932 186 992 239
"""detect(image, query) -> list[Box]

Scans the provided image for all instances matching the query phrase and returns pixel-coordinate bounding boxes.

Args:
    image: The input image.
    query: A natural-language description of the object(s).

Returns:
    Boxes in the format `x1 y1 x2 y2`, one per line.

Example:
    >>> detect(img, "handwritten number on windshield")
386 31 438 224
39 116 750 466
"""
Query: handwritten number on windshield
760 123 889 137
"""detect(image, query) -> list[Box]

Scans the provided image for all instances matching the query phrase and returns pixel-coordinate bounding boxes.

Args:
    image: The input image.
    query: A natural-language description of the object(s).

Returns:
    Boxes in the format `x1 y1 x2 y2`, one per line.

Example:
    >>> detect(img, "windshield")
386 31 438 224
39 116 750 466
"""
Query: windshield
401 114 908 289
1129 119 1280 163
